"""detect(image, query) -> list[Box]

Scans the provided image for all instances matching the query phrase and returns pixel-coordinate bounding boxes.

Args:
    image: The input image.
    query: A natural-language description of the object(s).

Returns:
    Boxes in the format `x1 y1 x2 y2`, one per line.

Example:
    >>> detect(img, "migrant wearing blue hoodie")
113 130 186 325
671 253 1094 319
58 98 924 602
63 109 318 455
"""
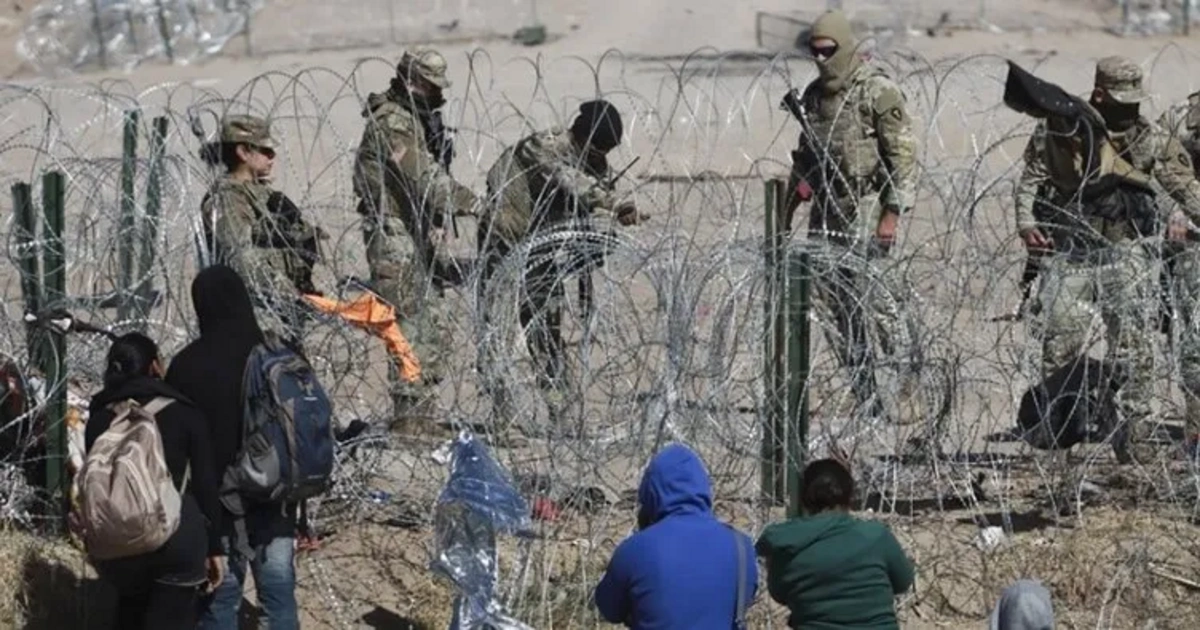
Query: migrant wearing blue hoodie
593 443 757 629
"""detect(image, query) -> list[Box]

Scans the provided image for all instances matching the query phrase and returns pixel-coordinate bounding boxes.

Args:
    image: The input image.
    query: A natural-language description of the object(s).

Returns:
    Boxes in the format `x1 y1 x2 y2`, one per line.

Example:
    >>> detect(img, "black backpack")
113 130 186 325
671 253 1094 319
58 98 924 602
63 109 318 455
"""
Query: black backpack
1016 357 1123 450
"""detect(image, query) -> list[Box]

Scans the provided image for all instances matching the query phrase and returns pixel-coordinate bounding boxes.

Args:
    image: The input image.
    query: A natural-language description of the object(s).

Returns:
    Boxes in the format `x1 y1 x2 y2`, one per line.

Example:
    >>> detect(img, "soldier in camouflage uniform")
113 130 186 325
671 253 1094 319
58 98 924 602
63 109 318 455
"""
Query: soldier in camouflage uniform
779 9 918 429
1155 89 1200 458
200 115 326 351
1014 57 1200 464
478 99 644 429
353 48 479 423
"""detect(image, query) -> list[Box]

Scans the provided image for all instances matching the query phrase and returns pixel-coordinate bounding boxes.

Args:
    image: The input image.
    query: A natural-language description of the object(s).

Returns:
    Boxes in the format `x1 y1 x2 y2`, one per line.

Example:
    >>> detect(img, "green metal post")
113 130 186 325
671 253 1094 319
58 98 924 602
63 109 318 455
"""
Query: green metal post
12 183 42 363
154 0 175 63
785 251 812 518
761 178 787 505
90 0 108 70
118 109 140 322
40 171 68 517
136 115 168 322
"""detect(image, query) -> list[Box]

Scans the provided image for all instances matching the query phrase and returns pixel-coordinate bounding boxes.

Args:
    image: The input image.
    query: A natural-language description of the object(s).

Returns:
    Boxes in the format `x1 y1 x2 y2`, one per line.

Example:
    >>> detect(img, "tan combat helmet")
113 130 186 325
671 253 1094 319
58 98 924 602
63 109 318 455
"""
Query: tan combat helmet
218 114 275 150
396 48 451 89
1094 56 1148 105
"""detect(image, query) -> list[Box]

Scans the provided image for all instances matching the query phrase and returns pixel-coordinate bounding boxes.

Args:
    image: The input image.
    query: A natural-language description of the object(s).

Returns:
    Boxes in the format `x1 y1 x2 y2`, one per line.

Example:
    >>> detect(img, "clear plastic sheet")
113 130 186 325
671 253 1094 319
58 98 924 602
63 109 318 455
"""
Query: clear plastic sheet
16 0 265 75
431 432 534 630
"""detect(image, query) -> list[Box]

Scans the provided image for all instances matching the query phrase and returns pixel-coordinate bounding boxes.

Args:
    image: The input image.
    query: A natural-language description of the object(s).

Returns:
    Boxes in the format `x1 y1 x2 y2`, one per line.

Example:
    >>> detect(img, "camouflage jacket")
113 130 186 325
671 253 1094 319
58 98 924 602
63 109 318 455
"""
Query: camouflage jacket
353 92 477 239
200 175 298 298
483 127 622 247
1157 92 1200 219
1015 114 1200 233
787 61 918 223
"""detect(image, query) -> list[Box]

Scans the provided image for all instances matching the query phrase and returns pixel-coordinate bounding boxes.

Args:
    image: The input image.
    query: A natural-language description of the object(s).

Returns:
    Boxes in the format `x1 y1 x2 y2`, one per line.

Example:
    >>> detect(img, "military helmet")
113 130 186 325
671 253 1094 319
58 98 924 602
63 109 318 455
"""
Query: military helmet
1094 56 1148 105
217 114 275 150
397 48 451 89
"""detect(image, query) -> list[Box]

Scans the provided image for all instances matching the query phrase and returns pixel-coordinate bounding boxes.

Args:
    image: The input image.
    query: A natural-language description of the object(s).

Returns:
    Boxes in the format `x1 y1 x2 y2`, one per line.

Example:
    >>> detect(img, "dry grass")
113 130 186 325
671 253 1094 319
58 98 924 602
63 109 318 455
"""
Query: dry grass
289 471 1200 629
2 475 1200 629
0 524 115 629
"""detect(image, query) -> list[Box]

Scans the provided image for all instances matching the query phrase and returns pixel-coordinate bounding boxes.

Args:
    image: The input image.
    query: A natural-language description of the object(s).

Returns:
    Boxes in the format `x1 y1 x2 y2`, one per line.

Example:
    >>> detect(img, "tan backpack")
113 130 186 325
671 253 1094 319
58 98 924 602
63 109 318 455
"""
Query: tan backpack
75 397 187 561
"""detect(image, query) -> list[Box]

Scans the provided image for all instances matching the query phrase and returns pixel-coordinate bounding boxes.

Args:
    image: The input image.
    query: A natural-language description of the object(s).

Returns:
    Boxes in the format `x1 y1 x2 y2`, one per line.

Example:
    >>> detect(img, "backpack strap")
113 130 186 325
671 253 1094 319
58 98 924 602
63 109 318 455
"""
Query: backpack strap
222 344 266 564
142 396 174 416
730 524 748 630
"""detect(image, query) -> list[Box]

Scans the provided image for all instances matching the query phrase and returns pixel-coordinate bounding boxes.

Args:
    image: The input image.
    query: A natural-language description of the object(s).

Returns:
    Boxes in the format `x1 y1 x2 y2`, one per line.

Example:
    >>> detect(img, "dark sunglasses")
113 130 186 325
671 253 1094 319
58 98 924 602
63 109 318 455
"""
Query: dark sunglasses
245 143 276 159
810 43 839 60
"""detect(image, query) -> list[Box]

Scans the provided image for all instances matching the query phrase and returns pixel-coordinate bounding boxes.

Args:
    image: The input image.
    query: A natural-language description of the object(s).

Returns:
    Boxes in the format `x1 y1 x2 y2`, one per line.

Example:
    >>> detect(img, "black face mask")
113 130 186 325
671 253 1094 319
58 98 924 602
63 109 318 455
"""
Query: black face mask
1095 101 1139 132
389 77 445 112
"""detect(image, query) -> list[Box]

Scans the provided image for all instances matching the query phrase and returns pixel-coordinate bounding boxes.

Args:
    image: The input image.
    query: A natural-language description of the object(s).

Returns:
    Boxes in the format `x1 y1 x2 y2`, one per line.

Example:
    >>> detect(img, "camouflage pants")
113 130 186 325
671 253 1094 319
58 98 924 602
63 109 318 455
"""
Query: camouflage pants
1031 242 1158 463
809 194 901 425
361 213 451 412
1169 244 1200 440
477 232 569 426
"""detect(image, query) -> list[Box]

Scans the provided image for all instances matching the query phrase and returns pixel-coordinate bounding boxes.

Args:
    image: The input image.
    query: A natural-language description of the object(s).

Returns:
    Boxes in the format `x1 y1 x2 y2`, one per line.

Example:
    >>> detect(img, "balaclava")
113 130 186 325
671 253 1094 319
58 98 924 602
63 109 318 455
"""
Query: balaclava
810 10 862 93
571 99 623 153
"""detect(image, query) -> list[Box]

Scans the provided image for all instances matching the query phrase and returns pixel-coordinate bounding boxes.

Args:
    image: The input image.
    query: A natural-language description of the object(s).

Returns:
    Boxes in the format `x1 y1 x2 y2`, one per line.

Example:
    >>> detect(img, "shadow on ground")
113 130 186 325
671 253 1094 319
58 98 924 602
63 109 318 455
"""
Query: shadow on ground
361 605 430 629
21 553 115 630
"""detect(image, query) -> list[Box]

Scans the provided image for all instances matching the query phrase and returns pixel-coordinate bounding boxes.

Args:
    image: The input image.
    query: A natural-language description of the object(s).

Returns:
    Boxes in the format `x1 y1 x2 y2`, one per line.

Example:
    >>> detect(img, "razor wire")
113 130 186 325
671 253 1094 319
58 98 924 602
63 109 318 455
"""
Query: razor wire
1 43 1200 628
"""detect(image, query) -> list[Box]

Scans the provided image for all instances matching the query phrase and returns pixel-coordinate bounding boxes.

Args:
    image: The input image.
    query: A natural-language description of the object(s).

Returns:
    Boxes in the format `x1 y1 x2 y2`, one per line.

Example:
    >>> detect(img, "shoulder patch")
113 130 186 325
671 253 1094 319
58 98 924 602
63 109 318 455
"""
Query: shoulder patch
871 80 906 116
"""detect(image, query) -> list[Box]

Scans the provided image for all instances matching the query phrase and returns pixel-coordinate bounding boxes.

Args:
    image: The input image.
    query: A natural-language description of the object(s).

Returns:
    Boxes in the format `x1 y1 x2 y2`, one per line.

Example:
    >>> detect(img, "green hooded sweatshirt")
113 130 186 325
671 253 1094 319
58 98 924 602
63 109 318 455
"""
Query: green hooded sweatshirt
755 512 914 629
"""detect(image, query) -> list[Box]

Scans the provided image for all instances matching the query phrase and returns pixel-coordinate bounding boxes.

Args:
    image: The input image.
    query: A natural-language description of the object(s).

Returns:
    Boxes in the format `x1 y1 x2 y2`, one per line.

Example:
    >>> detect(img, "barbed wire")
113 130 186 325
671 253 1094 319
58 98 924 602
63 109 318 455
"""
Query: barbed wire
3 41 1200 628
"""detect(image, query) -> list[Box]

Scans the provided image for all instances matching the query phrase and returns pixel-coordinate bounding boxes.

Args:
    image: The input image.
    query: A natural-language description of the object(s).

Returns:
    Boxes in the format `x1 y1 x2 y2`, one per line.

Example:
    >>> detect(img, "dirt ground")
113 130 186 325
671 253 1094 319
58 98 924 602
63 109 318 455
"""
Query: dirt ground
4 0 1200 628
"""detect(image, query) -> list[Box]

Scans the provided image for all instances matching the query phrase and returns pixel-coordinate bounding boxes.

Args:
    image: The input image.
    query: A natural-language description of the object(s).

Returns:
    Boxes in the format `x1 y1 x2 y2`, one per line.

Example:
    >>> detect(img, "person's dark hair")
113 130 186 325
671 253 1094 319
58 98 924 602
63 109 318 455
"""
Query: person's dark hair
103 332 160 390
199 142 247 172
800 458 855 514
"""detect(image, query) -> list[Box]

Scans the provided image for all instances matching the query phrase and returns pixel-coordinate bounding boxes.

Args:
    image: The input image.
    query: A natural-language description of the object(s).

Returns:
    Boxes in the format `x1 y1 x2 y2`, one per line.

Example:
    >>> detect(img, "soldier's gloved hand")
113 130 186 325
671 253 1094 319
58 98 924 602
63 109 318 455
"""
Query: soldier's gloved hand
616 201 648 226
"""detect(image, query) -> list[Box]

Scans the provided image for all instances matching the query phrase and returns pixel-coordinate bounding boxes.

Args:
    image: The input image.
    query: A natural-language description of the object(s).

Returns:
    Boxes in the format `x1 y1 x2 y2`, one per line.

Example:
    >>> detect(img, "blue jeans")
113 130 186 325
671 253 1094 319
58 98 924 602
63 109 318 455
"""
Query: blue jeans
197 534 297 630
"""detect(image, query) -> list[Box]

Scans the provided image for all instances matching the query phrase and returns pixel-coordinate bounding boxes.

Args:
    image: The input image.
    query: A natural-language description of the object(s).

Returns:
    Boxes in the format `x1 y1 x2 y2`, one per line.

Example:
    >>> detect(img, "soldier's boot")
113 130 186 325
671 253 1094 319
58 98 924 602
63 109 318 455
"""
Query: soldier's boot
1111 418 1158 466
1180 397 1200 463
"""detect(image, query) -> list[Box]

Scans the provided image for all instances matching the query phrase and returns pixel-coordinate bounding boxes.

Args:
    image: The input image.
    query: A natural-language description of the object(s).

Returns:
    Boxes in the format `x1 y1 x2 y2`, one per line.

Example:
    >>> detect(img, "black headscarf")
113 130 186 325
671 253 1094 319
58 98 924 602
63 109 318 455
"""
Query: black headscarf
571 99 624 153
165 265 264 477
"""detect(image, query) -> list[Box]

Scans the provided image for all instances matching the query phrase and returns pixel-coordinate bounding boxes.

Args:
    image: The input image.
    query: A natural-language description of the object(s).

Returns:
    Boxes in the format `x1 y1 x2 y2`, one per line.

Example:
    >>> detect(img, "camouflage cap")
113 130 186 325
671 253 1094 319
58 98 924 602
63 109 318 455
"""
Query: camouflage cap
397 48 451 89
1094 56 1148 104
219 114 275 149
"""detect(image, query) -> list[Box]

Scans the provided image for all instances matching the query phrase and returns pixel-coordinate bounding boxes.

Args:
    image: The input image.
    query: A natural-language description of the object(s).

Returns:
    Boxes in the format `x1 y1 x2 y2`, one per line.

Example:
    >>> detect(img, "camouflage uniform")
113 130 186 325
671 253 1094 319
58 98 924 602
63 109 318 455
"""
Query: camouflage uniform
352 48 479 417
479 123 628 426
783 10 918 425
200 115 320 348
1015 57 1200 463
1156 90 1200 446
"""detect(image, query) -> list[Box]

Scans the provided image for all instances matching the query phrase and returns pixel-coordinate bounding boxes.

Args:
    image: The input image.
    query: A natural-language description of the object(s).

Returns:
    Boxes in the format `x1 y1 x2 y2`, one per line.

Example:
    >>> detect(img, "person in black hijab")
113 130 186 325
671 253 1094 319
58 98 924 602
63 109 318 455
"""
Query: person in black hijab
85 332 224 629
165 265 300 629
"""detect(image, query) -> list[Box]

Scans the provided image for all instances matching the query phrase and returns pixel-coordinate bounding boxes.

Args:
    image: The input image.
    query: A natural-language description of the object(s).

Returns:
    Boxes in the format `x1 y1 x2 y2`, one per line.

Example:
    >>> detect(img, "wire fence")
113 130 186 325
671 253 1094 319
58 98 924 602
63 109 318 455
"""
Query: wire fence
3 39 1200 629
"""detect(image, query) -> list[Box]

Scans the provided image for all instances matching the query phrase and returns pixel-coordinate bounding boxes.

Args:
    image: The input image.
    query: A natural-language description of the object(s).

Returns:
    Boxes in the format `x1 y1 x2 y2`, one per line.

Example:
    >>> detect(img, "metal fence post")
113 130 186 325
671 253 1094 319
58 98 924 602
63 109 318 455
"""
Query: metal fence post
90 0 108 70
785 251 811 518
118 109 140 323
40 171 68 517
12 183 42 363
136 115 169 322
761 178 787 505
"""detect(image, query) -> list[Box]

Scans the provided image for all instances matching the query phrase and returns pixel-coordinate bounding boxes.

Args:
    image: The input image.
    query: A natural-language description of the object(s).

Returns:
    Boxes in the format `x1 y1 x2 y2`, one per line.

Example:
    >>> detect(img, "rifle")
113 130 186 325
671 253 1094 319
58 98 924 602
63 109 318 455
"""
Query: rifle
578 155 641 333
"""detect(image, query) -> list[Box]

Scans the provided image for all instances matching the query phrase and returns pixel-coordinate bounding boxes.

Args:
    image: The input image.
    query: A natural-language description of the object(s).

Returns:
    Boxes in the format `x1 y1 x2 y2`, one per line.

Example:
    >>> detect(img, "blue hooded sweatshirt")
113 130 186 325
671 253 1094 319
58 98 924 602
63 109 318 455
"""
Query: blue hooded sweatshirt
594 444 757 629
